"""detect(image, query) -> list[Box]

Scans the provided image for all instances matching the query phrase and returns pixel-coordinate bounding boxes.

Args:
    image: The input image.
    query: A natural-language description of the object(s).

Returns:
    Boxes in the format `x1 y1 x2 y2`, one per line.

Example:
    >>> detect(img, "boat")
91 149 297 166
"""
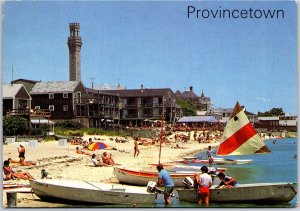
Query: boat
194 102 270 165
113 166 226 187
29 179 156 205
177 182 297 203
178 157 253 165
216 102 271 156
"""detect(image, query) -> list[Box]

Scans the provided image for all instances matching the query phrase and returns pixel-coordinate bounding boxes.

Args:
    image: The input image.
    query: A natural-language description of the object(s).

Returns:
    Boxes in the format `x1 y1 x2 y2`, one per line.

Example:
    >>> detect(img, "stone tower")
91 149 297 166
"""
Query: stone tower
67 23 82 81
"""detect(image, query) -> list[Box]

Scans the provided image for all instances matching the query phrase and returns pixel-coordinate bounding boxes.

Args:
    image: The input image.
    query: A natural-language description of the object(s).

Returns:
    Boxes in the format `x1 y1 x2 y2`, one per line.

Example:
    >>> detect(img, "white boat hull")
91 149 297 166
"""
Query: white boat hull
177 182 297 203
30 179 156 205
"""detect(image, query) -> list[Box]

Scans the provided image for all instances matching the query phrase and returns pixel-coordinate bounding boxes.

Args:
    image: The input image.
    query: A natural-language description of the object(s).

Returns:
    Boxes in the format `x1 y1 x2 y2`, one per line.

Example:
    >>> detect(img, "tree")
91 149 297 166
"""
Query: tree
257 108 285 117
176 99 197 116
3 116 29 136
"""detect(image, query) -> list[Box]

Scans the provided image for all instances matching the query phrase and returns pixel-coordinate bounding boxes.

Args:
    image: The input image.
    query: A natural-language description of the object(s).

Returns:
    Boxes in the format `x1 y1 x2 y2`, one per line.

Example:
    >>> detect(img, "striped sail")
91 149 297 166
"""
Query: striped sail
217 102 271 156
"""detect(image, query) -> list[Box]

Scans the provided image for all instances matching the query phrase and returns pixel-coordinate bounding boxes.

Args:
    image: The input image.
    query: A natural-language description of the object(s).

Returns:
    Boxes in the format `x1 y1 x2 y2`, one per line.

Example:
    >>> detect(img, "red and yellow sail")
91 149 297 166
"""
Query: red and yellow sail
217 102 271 156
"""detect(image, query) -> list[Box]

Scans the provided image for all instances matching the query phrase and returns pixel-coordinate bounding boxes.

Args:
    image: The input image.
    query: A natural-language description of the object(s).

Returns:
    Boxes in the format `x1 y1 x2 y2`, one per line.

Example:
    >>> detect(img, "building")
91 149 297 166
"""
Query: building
106 86 181 126
175 86 212 115
256 117 280 131
30 81 86 121
75 88 120 128
68 23 82 81
3 84 31 117
213 106 257 123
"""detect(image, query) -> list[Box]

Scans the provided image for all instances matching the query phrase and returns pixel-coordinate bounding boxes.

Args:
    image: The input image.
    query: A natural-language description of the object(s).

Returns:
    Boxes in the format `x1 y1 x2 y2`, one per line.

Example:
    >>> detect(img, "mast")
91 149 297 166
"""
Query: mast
158 116 165 165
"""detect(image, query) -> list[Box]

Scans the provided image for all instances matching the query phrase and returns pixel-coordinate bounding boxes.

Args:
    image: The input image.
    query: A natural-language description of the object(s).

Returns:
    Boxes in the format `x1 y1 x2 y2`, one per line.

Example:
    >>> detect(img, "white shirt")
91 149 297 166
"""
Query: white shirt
200 173 212 187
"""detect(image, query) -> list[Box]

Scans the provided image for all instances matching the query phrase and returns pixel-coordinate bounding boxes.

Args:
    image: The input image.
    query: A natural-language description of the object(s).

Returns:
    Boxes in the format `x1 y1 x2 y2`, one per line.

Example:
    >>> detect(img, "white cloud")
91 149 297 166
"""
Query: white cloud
255 97 271 102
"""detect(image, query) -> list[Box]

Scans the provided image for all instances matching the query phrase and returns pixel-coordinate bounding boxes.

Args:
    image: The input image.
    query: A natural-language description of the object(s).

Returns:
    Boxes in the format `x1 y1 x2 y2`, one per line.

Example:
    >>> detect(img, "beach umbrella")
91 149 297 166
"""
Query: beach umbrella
88 142 108 151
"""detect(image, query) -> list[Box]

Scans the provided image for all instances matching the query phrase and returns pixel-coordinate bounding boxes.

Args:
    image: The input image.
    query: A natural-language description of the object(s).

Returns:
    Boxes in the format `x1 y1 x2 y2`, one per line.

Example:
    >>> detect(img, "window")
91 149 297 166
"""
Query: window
63 93 68 98
34 106 40 110
49 105 54 111
63 105 68 111
49 93 54 99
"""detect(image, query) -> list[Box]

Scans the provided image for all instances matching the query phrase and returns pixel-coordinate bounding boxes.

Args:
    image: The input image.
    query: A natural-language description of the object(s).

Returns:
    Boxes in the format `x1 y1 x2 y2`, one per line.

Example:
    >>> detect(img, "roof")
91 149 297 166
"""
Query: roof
179 91 198 99
31 81 82 94
177 116 217 123
11 78 40 84
258 117 280 121
85 88 119 96
104 88 174 98
3 84 24 98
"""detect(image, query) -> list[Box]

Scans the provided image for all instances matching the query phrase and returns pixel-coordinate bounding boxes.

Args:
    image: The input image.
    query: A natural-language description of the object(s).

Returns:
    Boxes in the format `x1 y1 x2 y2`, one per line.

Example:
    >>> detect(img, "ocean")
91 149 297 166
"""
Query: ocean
54 138 298 208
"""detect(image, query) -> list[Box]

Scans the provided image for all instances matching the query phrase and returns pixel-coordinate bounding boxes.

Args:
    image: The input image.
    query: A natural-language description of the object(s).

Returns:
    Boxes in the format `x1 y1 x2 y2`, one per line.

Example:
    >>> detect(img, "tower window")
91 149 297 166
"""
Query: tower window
49 93 54 99
63 93 68 98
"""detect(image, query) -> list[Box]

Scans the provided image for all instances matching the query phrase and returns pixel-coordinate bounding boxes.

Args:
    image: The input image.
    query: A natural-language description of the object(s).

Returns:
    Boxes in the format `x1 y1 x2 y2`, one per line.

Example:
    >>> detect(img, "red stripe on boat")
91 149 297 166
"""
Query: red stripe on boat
218 122 257 155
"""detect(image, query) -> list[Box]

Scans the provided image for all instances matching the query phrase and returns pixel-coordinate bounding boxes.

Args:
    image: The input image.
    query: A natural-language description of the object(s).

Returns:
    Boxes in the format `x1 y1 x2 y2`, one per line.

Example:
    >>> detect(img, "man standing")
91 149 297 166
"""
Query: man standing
156 164 174 205
206 146 214 164
195 165 213 206
134 137 140 158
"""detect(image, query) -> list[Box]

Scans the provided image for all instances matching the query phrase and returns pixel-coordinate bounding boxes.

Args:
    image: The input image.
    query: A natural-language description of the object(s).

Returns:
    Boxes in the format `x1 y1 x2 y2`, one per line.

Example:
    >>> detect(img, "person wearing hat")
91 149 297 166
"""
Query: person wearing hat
216 172 238 188
156 164 174 205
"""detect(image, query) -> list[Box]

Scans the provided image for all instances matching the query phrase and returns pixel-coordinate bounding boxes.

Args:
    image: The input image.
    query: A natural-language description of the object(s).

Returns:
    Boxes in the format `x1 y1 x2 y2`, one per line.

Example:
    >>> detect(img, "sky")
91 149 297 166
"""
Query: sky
2 1 298 115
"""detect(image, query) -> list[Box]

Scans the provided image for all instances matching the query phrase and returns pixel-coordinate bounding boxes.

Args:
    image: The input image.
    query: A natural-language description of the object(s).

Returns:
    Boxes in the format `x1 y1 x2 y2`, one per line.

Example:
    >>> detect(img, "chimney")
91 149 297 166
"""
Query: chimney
141 84 144 92
190 86 193 92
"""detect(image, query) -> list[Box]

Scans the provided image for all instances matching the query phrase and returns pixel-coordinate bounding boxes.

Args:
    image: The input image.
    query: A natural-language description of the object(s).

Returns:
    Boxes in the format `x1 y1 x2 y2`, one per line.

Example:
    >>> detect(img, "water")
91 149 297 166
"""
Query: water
54 138 298 208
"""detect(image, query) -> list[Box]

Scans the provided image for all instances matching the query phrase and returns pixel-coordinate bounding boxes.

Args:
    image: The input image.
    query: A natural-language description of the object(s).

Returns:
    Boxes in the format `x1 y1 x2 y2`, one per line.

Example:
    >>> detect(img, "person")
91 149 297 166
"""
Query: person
156 164 174 205
134 137 140 158
216 172 238 188
194 165 213 206
91 154 106 167
76 147 92 156
41 169 52 179
206 146 214 164
3 160 34 180
102 152 115 166
18 144 26 163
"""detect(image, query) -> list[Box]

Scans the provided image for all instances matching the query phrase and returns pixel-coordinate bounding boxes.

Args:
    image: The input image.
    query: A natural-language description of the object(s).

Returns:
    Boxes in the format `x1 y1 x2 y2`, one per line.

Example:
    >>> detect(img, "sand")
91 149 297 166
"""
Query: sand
2 132 220 207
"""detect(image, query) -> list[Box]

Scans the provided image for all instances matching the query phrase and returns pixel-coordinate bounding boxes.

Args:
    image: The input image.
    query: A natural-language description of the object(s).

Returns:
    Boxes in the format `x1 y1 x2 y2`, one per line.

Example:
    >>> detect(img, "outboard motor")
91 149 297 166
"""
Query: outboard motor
146 181 175 197
183 177 195 189
208 168 217 181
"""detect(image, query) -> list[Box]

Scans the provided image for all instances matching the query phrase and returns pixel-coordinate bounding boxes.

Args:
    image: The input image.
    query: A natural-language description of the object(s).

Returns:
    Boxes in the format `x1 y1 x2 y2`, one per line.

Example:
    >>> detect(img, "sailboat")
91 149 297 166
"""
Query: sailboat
182 102 270 165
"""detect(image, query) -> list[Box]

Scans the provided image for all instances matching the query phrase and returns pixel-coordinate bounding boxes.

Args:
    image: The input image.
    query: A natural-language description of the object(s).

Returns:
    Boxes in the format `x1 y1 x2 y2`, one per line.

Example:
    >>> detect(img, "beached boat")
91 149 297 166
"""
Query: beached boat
177 182 297 203
113 166 226 187
29 179 156 205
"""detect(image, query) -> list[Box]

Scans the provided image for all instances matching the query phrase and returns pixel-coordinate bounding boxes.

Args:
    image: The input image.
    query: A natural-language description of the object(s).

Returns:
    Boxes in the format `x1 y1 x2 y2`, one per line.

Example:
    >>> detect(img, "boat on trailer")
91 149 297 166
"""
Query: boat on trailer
30 179 156 205
177 182 297 203
113 166 226 187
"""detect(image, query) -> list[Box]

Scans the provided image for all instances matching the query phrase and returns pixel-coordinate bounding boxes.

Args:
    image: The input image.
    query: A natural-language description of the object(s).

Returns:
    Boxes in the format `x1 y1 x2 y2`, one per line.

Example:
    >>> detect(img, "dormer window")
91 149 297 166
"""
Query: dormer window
49 93 54 99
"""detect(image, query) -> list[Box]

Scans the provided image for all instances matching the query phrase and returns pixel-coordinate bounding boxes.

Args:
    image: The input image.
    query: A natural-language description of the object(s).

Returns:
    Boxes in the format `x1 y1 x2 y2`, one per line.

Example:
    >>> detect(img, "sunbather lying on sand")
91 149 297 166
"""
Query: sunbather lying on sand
76 147 92 156
3 160 34 180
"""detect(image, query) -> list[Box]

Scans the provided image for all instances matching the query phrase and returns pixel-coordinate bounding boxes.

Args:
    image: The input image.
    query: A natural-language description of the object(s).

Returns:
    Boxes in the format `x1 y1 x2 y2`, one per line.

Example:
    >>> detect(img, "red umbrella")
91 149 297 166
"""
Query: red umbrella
88 142 108 151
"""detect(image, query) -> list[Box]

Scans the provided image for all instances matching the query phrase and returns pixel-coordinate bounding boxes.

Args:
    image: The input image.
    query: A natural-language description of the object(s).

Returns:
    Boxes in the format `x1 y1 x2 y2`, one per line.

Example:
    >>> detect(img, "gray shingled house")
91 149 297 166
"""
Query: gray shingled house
3 84 31 117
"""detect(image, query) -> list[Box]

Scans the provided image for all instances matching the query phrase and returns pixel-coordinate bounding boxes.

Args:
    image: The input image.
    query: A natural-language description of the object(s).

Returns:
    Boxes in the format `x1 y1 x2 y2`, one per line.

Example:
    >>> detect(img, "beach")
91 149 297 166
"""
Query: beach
2 132 220 207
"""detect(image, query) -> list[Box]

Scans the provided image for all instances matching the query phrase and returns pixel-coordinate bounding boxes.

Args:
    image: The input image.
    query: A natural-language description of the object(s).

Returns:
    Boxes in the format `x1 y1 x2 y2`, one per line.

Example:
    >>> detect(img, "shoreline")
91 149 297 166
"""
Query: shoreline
2 132 219 207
